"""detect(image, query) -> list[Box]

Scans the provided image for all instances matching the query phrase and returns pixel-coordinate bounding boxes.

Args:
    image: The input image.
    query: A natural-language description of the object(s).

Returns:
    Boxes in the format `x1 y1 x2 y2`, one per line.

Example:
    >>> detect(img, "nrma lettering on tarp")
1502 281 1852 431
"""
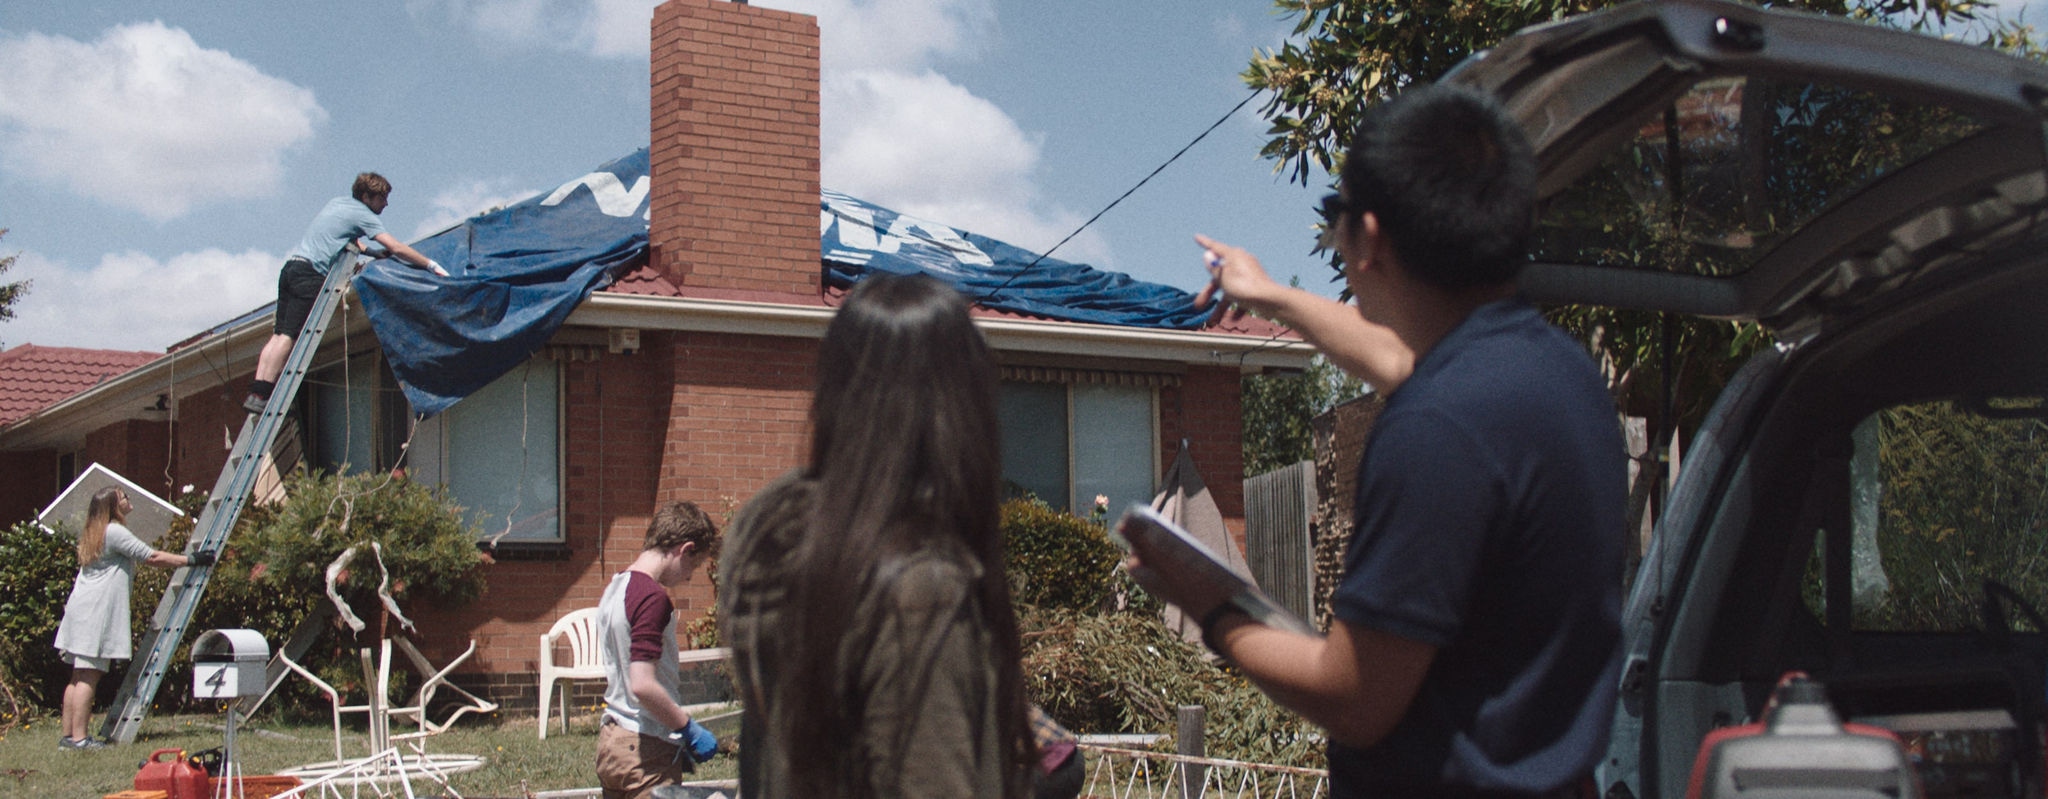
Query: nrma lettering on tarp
821 189 994 275
542 171 651 219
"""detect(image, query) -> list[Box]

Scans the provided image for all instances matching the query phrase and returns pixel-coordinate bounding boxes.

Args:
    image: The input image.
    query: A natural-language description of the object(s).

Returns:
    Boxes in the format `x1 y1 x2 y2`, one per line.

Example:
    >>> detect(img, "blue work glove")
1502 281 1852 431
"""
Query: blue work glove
668 719 717 763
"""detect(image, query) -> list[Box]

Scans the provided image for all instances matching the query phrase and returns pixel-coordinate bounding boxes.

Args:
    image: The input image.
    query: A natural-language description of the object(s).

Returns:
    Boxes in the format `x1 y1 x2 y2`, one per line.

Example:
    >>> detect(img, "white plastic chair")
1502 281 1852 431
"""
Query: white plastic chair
538 607 605 739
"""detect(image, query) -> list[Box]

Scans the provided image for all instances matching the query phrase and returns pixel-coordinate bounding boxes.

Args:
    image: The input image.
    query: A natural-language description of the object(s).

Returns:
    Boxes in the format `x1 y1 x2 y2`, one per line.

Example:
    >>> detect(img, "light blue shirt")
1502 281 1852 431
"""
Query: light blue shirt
289 197 388 274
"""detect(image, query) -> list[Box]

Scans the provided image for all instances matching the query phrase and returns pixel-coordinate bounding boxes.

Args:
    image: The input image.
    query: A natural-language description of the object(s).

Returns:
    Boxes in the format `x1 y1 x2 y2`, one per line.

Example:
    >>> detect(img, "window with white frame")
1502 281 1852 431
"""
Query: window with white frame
997 372 1160 513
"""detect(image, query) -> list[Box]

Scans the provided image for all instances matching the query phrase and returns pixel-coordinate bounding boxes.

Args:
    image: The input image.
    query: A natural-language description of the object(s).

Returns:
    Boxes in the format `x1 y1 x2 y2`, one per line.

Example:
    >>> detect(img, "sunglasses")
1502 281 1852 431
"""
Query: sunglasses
1316 192 1354 251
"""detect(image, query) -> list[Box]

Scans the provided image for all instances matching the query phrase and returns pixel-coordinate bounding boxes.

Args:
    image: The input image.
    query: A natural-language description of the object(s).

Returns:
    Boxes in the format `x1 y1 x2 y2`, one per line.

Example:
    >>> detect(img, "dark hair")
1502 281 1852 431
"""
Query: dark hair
352 172 391 203
1336 83 1535 291
643 499 717 555
780 273 1031 797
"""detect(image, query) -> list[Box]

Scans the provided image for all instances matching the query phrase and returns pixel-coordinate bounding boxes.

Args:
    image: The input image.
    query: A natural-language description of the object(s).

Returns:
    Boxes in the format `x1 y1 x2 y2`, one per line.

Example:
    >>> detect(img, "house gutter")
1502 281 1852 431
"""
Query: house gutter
569 293 1316 370
1 292 1313 451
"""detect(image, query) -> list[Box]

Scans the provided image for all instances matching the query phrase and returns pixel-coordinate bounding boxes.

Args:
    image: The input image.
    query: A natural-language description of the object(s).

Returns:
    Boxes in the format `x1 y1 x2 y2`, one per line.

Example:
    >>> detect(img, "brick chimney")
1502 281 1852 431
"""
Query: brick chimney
649 0 821 299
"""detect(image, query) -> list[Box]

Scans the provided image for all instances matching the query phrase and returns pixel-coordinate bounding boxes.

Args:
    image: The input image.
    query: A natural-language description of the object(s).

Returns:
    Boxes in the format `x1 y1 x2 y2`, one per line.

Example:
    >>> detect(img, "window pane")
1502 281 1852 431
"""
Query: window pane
1844 401 2048 632
999 382 1068 509
446 360 561 542
1073 384 1154 515
310 355 378 475
1534 77 1985 278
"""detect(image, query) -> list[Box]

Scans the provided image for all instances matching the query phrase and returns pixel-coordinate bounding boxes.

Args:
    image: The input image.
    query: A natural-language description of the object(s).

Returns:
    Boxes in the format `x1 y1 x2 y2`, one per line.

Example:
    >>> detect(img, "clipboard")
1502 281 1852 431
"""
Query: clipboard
1112 503 1317 636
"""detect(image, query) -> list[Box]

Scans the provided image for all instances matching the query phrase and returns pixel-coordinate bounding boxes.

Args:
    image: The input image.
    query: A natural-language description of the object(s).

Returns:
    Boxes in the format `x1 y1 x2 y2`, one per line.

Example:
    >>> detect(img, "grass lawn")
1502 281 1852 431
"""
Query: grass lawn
0 707 737 799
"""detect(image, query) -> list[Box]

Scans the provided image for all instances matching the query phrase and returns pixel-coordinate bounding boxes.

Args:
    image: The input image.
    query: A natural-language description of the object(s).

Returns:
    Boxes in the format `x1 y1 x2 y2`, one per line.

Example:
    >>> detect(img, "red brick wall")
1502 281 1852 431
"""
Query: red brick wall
171 387 254 496
1159 365 1248 546
407 328 817 708
406 334 679 681
82 419 174 499
0 449 56 526
649 0 821 297
660 330 815 497
657 329 817 620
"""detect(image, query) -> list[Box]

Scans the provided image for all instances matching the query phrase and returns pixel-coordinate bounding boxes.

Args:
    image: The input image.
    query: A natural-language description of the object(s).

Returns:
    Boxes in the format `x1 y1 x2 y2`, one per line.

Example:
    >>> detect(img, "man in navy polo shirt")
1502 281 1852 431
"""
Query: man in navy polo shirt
1132 83 1625 798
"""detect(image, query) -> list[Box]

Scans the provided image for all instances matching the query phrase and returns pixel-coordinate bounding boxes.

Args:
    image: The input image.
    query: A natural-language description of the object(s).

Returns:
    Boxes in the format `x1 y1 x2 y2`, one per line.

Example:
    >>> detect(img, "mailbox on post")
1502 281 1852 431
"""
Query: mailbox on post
192 629 268 700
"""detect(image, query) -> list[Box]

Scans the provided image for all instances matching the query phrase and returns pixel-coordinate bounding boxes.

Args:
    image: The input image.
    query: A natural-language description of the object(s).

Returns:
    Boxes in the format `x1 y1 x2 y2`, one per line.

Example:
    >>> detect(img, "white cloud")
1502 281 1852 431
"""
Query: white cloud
409 179 541 240
820 68 1108 264
1 249 279 351
423 0 990 64
416 0 1107 263
0 22 325 221
752 0 1110 264
412 0 660 58
588 0 660 57
761 0 993 71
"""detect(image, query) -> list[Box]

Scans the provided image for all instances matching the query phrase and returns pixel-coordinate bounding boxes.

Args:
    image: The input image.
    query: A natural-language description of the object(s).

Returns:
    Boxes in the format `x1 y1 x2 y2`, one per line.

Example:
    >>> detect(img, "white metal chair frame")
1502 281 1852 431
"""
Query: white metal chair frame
274 636 498 762
387 636 499 744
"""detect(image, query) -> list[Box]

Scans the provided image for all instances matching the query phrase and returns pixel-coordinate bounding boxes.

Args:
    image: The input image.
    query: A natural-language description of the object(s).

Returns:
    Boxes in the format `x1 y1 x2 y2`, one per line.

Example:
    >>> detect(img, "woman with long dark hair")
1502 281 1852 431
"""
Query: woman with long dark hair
721 273 1034 797
52 486 203 749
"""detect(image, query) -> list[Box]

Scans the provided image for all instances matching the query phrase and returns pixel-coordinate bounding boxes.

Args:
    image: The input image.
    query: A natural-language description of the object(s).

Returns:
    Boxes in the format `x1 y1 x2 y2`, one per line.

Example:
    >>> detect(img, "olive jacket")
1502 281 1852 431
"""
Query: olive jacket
720 473 1013 798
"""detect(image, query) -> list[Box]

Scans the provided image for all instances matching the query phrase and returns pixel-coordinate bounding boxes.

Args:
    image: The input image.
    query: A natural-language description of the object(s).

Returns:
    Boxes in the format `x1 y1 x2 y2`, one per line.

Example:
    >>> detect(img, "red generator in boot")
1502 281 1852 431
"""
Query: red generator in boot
1689 673 1924 799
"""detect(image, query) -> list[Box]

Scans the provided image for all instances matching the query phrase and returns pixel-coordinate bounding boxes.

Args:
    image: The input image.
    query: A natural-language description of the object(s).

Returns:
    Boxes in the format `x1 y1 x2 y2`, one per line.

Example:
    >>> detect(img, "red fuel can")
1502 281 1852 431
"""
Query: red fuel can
134 748 209 799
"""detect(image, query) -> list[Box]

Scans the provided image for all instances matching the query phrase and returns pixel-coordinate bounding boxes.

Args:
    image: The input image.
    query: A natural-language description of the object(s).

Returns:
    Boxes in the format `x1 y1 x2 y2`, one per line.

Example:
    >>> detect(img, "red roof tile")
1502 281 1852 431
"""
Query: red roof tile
606 264 681 297
0 344 161 426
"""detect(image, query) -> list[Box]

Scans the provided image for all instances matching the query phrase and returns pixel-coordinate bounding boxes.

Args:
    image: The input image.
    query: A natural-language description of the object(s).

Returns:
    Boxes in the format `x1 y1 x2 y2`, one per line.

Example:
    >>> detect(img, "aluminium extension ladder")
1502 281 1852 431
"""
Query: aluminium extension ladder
100 252 362 744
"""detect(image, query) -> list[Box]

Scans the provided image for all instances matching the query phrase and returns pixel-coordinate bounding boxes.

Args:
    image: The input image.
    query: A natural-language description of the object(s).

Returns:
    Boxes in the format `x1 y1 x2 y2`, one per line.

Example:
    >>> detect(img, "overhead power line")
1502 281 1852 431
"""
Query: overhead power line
977 89 1262 305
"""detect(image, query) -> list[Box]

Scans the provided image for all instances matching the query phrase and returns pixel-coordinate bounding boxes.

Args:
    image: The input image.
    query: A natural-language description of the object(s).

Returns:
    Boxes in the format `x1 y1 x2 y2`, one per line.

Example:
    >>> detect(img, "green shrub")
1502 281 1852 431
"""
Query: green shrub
0 520 78 716
1002 499 1122 612
125 472 488 718
237 470 485 611
1018 605 1320 768
11 471 484 722
226 470 487 706
1001 500 1315 759
131 487 336 716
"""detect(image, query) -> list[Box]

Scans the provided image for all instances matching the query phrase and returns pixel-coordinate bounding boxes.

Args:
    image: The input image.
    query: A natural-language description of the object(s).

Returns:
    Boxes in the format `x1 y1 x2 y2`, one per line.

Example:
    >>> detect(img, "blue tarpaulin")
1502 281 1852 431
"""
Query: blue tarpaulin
359 151 1205 417
820 189 1207 329
356 150 652 417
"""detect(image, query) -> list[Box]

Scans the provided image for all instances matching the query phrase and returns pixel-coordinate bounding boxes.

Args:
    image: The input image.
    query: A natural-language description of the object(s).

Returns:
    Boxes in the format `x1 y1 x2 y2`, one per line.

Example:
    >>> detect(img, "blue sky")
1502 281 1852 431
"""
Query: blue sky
0 0 1341 352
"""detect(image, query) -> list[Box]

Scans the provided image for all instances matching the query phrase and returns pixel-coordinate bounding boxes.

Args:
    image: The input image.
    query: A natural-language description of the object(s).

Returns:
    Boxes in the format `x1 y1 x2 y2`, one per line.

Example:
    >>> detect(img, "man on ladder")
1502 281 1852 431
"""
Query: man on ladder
244 171 448 415
103 171 456 745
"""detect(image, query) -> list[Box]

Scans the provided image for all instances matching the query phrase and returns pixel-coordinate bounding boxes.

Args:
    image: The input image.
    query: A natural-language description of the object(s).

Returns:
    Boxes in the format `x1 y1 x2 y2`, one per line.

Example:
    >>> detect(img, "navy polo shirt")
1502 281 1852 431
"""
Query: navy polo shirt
1329 298 1626 797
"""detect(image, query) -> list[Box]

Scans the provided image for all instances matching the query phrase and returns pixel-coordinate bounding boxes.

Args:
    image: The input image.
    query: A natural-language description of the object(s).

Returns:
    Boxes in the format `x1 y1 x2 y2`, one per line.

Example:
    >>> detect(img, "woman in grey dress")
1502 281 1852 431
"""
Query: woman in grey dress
52 486 201 750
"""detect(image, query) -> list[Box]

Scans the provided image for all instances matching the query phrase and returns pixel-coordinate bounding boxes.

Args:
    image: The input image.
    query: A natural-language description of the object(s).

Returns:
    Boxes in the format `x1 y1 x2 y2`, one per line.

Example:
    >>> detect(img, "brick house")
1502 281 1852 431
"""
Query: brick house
0 0 1311 711
0 344 163 526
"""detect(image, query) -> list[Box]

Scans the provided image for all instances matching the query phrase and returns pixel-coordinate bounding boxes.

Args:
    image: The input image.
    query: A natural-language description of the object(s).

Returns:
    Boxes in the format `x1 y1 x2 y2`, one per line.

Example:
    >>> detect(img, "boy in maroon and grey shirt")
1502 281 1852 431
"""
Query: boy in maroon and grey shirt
595 500 720 799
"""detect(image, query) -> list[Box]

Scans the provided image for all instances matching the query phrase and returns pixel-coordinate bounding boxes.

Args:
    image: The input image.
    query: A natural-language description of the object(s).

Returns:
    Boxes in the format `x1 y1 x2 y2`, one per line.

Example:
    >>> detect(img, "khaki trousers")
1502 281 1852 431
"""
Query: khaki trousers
595 718 686 799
